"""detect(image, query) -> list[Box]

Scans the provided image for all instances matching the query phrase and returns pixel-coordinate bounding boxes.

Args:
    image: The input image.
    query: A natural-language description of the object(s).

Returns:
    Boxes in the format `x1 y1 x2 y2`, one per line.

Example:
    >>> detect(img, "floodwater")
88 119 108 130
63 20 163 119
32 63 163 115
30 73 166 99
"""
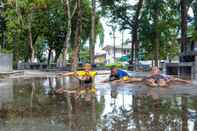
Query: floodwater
0 75 197 131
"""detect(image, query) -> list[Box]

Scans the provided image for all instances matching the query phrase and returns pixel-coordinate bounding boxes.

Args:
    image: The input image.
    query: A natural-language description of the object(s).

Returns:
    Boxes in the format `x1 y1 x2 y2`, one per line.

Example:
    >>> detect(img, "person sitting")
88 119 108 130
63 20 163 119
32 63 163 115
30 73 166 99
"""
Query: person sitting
144 66 191 87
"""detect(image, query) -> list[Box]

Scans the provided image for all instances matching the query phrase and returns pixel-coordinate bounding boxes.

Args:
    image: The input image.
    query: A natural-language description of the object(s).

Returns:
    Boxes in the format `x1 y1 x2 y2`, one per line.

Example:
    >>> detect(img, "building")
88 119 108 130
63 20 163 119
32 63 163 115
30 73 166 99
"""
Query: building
103 45 130 64
166 37 197 79
94 54 106 64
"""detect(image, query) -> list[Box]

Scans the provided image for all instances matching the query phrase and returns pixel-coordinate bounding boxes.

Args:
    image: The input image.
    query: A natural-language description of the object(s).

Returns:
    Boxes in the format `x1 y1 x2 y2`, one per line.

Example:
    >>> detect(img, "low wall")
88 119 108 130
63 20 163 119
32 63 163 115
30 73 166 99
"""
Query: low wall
0 53 13 72
166 62 196 79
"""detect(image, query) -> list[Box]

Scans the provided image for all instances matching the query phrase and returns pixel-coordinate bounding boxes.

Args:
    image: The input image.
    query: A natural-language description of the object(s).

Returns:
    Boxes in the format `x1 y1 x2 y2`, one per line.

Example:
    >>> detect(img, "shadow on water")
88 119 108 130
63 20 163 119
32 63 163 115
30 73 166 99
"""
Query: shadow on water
0 77 197 131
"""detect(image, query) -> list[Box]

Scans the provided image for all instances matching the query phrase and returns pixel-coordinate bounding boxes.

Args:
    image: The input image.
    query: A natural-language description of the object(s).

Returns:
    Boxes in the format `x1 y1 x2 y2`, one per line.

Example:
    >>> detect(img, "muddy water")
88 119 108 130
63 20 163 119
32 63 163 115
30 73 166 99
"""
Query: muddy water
0 76 197 131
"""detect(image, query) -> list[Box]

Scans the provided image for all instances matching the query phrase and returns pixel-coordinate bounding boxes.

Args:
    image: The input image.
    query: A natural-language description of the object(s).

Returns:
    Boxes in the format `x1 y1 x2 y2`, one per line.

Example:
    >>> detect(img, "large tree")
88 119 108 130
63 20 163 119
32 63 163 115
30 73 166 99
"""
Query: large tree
130 0 143 66
62 0 77 66
99 0 180 66
139 0 180 66
99 0 144 65
70 0 82 71
5 0 103 67
180 0 188 54
90 0 96 65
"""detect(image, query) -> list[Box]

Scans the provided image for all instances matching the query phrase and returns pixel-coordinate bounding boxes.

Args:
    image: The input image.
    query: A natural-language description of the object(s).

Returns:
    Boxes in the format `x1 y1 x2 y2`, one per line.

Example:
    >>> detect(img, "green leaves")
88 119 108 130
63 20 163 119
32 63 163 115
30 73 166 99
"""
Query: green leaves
3 0 103 63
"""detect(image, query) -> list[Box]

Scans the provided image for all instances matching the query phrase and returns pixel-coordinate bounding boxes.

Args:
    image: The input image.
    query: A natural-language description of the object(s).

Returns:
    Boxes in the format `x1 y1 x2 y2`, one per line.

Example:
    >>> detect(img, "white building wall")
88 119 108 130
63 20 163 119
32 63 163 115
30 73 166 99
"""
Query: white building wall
105 48 130 64
0 53 13 72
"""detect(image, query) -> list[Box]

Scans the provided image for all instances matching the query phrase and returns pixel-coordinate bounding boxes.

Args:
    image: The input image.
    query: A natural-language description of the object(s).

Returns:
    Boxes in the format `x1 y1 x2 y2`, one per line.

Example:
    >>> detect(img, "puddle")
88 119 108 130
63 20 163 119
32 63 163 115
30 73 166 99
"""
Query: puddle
0 76 197 131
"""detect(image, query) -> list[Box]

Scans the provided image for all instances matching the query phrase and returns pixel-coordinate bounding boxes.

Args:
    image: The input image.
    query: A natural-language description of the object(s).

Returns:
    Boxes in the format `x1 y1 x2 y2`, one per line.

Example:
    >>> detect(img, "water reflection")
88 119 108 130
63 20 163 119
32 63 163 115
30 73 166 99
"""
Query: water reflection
0 77 197 131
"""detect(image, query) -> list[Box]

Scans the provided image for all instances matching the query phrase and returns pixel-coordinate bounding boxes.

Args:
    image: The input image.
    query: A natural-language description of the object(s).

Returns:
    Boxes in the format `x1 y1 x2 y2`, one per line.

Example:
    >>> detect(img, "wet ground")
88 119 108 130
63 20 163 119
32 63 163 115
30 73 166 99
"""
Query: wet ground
0 73 197 131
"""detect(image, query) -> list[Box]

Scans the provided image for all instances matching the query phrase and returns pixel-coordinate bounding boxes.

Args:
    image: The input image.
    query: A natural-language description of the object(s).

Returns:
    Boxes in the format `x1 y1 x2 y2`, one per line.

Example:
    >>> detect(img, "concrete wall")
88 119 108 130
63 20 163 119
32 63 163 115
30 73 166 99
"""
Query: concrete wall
0 52 13 72
194 56 197 79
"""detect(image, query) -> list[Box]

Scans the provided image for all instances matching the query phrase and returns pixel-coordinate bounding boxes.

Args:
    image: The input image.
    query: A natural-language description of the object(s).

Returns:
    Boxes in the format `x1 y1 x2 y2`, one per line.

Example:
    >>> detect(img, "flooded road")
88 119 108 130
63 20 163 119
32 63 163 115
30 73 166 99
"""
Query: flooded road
0 75 197 131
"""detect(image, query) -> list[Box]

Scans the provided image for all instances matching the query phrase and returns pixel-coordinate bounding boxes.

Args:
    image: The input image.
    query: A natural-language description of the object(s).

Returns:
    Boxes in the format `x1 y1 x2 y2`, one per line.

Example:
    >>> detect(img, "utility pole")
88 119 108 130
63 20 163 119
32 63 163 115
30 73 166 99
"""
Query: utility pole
108 24 117 63
113 27 116 61
121 31 124 56
112 26 116 62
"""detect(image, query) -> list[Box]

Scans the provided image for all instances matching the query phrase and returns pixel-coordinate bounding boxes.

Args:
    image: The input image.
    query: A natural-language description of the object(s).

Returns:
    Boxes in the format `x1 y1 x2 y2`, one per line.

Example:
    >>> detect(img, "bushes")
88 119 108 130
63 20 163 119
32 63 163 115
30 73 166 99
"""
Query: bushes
105 63 123 68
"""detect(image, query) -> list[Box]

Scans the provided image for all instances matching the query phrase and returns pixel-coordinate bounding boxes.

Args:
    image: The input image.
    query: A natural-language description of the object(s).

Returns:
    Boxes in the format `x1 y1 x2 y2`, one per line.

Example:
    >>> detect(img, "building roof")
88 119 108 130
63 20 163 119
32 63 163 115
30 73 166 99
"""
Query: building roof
103 45 131 50
94 53 106 58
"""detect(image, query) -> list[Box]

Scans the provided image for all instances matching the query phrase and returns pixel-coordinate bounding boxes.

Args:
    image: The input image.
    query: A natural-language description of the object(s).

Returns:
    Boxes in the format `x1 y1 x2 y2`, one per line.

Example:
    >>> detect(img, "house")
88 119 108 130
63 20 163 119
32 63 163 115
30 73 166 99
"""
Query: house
166 37 197 79
94 53 106 64
103 45 130 64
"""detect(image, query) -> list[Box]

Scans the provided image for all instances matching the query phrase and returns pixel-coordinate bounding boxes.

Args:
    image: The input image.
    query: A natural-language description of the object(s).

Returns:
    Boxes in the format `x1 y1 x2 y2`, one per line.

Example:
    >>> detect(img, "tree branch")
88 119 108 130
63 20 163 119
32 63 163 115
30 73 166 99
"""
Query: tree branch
71 1 78 18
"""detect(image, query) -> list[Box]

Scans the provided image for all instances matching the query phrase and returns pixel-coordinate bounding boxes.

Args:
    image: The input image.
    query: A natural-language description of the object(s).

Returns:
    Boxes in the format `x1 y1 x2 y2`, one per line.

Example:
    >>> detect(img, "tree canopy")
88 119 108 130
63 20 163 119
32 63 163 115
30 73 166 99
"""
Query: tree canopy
1 0 104 68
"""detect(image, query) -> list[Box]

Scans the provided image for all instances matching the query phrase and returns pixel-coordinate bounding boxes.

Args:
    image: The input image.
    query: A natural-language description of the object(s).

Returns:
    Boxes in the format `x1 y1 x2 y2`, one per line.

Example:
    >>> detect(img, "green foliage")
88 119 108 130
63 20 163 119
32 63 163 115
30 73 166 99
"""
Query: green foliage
2 0 104 64
79 48 90 63
99 0 188 62
139 0 180 60
105 63 122 68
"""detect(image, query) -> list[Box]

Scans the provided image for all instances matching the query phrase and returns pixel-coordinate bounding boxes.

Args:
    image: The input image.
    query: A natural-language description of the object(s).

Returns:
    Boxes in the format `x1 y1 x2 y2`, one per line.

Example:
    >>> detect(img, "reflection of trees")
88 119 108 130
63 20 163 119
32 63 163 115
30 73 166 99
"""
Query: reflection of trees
63 93 106 131
181 96 188 131
0 77 106 130
188 97 197 130
1 77 197 130
100 95 193 131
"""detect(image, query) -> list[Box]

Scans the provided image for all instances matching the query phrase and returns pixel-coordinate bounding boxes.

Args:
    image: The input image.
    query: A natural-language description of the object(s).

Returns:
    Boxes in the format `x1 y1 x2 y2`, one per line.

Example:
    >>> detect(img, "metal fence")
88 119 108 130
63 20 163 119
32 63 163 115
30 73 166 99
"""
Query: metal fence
0 52 13 72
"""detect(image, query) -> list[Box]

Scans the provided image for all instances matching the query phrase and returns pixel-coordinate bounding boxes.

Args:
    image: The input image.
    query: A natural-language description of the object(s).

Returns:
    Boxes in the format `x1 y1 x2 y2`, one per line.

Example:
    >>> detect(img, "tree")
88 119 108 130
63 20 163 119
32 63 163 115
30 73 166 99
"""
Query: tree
17 0 48 63
90 0 96 65
180 0 188 55
152 0 161 67
139 0 180 66
62 0 77 66
70 0 81 71
130 0 143 66
192 1 197 29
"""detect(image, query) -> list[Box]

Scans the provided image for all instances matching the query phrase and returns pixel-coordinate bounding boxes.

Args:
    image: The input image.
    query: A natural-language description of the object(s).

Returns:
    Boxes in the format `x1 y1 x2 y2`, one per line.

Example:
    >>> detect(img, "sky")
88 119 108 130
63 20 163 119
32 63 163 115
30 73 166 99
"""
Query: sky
95 1 194 55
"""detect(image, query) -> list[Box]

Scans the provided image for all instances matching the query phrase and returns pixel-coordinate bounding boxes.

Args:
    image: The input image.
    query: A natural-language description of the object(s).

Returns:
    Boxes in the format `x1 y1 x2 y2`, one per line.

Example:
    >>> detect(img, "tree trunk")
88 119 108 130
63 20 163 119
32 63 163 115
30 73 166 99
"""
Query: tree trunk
130 41 134 65
28 27 34 63
62 0 71 67
13 31 18 69
180 0 188 54
192 1 197 30
48 48 52 65
71 0 81 71
131 0 143 68
62 0 77 67
154 31 160 67
54 50 61 63
181 97 188 131
153 4 160 67
90 0 96 65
